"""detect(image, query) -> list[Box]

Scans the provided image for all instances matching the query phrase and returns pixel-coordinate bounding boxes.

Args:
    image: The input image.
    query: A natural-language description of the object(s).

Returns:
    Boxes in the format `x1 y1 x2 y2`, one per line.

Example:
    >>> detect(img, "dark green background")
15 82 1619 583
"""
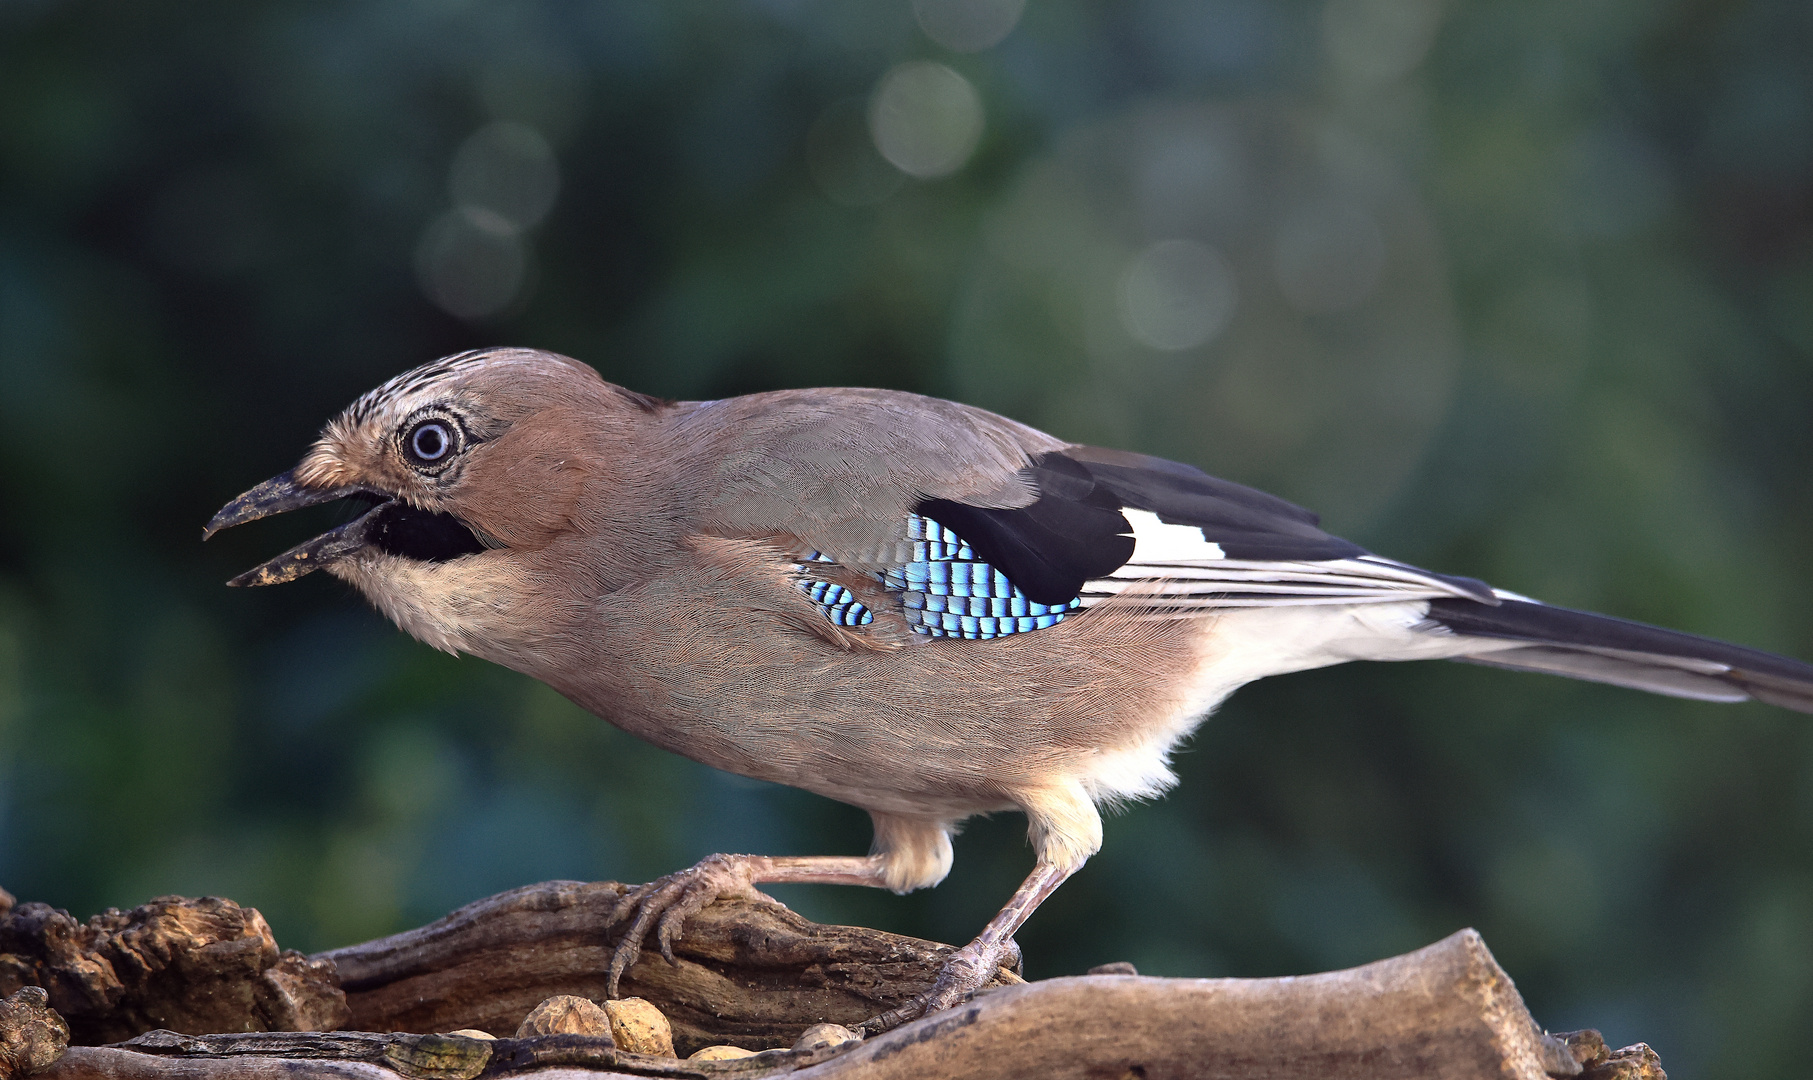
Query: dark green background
2 3 1810 1075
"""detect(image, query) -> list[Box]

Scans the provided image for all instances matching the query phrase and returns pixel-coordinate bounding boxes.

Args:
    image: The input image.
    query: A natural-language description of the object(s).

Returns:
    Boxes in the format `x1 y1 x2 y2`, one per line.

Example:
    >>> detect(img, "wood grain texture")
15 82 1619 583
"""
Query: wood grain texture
0 881 1646 1079
320 880 1019 1055
34 931 1598 1079
792 930 1581 1080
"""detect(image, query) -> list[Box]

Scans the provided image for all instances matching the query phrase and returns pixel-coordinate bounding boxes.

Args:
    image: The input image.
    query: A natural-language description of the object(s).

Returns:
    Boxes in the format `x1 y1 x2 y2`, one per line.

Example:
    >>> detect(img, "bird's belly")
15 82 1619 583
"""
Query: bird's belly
562 593 1223 816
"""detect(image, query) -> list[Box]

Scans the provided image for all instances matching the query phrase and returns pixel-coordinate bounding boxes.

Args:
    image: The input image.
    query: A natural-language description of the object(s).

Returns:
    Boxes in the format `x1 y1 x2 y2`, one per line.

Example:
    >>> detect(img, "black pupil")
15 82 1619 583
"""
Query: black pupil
412 423 448 461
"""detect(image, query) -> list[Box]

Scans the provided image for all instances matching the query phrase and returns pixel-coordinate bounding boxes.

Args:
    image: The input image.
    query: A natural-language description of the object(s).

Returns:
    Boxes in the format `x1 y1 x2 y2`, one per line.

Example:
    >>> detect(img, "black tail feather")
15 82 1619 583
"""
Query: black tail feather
1427 598 1813 714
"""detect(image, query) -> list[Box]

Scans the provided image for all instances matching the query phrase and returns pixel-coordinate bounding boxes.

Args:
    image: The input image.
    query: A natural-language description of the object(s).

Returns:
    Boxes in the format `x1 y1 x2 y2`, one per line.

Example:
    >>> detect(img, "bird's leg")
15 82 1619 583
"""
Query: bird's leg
859 857 1077 1035
604 852 889 996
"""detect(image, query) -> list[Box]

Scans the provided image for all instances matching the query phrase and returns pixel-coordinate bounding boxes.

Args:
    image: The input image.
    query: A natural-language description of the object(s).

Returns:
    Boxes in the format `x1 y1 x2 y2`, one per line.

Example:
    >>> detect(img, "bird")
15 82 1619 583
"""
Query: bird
206 346 1813 1031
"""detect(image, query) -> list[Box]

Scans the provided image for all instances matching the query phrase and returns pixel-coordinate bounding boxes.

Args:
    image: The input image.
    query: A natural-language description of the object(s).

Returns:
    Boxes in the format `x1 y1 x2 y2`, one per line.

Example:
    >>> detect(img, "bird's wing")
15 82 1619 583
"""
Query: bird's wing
787 443 1813 716
898 445 1493 615
787 443 1497 642
923 445 1499 612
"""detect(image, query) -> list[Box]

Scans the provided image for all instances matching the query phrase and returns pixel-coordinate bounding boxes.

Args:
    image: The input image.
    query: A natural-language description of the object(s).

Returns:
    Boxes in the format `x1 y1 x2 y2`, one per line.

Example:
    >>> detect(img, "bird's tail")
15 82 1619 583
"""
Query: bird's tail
1426 598 1813 713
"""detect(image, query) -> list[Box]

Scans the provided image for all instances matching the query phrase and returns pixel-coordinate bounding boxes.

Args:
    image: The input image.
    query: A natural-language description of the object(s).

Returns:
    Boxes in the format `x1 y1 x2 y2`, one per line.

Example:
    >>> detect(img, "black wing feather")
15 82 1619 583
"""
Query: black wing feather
1064 446 1359 560
917 447 1488 606
918 455 1132 606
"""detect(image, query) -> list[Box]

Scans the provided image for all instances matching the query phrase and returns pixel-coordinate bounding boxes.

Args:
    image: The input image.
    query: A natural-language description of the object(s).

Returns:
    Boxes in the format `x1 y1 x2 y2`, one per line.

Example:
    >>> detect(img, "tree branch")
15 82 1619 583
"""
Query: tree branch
0 882 1658 1079
320 880 1017 1054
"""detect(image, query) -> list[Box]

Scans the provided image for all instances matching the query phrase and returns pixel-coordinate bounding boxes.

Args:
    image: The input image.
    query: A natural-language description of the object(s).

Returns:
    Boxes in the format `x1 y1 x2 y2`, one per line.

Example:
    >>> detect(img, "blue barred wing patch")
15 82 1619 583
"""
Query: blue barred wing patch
884 516 1080 639
796 518 1080 639
801 578 874 627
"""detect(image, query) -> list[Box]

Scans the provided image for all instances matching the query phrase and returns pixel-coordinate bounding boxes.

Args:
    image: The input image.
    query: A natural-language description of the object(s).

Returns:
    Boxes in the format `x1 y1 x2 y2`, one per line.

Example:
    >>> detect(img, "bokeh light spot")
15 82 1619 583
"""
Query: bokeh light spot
1118 239 1238 350
414 207 527 320
869 61 984 179
449 121 560 232
911 0 1026 53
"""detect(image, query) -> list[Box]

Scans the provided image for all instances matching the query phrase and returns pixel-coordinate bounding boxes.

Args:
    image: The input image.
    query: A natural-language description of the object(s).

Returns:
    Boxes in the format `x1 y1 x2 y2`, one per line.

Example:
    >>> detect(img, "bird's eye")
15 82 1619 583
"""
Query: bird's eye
402 418 458 469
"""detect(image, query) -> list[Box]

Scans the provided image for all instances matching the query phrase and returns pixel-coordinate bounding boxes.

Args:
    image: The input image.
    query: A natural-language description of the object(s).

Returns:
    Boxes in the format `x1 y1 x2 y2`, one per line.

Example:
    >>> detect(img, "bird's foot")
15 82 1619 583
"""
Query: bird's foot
859 936 1022 1035
604 853 770 996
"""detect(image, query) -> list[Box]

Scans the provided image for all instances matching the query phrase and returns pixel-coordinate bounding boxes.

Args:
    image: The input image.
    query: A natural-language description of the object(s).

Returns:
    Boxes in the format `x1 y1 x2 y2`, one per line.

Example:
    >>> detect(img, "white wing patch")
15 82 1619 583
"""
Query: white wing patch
1081 508 1494 611
1120 508 1225 561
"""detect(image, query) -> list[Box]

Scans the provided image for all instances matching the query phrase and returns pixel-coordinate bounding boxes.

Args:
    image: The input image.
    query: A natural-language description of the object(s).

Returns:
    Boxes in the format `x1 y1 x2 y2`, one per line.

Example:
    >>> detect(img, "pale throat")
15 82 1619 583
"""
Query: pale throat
331 553 546 664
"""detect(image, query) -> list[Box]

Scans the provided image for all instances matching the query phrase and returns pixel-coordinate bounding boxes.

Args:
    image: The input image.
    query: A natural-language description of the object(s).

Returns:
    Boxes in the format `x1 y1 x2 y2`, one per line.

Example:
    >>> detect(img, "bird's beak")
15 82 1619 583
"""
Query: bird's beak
204 470 393 587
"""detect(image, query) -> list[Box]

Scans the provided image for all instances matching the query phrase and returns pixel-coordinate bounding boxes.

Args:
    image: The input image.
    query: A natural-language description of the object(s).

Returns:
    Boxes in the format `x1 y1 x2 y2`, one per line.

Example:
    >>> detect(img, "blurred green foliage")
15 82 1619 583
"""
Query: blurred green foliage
2 2 1811 1075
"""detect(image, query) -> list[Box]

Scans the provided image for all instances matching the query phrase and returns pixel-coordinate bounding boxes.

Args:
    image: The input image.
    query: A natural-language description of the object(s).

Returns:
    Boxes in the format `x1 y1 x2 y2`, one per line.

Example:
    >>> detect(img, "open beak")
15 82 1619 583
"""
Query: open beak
205 470 393 586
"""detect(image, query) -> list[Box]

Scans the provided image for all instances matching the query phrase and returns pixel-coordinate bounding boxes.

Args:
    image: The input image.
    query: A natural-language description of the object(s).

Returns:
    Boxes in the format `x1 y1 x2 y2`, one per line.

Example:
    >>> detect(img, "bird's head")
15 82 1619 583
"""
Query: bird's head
205 348 663 649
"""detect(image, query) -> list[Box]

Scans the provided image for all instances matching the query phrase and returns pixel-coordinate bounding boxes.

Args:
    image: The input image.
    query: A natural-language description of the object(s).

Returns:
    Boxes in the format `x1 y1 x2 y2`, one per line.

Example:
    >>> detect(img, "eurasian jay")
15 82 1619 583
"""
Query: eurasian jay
206 347 1813 1031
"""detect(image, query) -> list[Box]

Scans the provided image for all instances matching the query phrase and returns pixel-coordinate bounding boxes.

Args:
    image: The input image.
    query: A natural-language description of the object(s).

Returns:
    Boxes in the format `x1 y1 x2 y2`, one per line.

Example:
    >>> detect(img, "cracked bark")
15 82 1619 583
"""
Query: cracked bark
0 882 1659 1079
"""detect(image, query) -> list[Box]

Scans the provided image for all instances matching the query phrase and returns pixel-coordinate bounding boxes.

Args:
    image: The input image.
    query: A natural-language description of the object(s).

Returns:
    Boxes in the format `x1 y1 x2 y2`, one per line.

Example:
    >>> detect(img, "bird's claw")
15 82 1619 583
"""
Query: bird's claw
859 936 1020 1035
604 853 768 997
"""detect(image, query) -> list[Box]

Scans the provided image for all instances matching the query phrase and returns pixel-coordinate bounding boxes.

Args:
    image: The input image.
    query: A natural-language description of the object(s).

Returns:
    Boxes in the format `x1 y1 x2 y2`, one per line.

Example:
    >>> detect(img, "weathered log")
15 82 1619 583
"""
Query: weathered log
0 882 1664 1079
0 890 347 1044
0 986 69 1078
1558 1033 1667 1080
33 930 1624 1079
780 930 1588 1080
319 881 1017 1055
